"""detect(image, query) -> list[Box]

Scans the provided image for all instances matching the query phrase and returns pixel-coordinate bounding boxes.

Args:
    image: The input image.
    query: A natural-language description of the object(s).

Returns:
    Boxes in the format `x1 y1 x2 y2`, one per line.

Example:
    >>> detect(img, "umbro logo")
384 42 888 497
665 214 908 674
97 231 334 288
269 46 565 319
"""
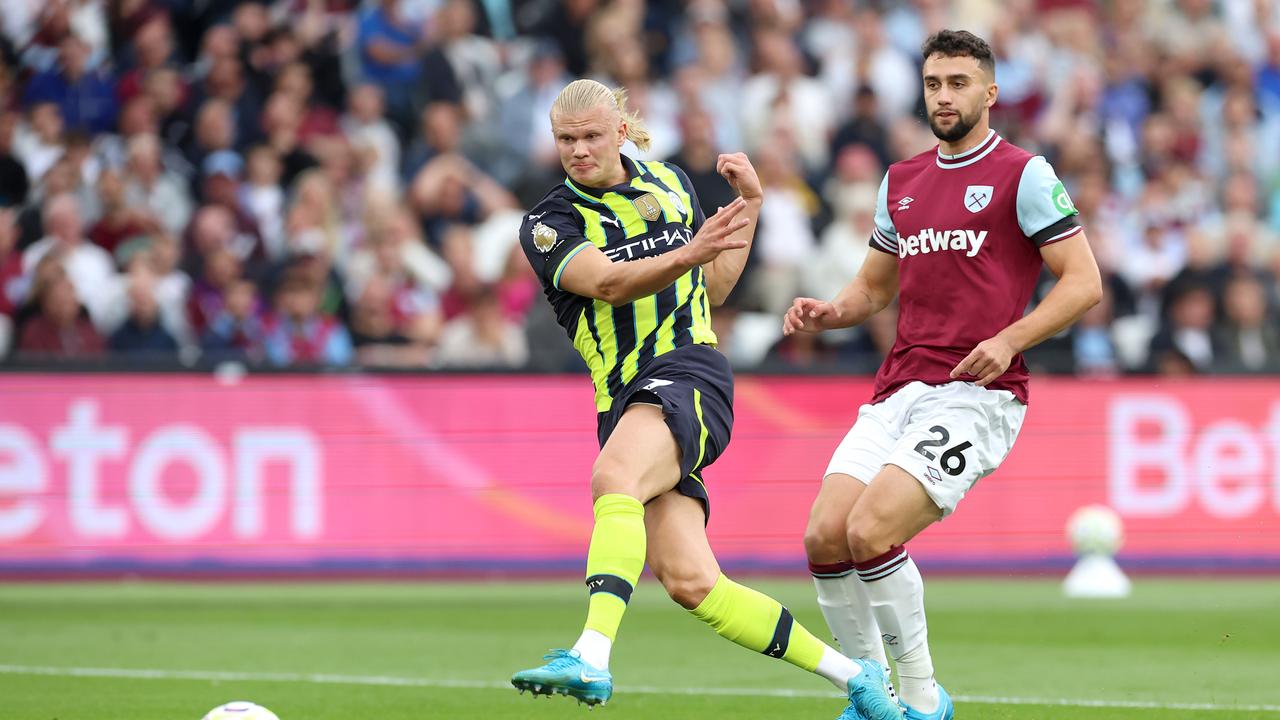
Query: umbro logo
898 196 915 210
926 466 943 484
882 633 899 646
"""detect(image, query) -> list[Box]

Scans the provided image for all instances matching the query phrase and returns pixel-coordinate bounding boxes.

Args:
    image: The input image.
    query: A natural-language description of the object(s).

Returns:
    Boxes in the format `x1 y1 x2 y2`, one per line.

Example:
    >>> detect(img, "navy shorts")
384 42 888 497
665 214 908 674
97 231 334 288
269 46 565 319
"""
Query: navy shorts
596 343 734 521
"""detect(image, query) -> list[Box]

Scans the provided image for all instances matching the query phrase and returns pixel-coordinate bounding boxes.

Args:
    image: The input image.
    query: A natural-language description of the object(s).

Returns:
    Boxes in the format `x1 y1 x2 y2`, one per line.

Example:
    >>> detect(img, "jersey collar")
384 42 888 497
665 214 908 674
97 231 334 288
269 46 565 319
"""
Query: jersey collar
563 154 646 202
935 129 1001 169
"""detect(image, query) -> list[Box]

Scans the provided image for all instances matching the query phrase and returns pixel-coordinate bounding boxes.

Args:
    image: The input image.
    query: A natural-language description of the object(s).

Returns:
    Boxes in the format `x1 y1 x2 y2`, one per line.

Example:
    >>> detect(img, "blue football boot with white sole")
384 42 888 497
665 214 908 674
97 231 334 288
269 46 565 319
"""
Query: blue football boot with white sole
842 658 902 720
511 649 613 707
901 683 954 720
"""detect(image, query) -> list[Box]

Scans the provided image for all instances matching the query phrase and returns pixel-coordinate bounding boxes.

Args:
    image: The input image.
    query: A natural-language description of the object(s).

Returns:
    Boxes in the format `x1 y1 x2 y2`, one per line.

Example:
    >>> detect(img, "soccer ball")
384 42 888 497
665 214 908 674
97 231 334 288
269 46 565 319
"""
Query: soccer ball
202 701 280 720
1066 504 1124 557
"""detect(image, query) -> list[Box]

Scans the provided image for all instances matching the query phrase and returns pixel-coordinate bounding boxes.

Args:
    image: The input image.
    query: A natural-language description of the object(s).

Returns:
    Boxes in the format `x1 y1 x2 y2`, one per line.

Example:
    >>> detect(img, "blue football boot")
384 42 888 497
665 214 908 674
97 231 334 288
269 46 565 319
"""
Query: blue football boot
511 649 613 707
843 658 902 720
901 683 954 720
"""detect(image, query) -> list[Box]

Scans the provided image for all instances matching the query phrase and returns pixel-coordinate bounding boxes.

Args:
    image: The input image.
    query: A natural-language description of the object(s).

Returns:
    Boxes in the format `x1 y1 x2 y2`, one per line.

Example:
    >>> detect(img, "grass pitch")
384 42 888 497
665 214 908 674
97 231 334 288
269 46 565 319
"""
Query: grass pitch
0 578 1276 719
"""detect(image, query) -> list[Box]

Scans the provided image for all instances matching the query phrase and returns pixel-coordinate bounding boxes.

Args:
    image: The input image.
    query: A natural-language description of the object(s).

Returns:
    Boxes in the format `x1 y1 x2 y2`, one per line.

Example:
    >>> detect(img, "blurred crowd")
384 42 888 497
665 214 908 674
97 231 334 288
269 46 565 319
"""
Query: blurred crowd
0 0 1278 376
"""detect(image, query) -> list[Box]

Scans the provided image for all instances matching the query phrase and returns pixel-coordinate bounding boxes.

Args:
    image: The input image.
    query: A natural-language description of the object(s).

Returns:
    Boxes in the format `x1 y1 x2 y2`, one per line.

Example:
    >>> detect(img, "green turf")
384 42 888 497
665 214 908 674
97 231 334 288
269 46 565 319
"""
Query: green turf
0 578 1277 719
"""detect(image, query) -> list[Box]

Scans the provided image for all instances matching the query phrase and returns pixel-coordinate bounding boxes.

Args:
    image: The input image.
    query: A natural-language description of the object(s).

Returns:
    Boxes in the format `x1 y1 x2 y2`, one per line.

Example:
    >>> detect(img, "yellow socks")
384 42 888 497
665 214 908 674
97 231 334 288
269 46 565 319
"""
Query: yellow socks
690 574 826 672
582 494 647 642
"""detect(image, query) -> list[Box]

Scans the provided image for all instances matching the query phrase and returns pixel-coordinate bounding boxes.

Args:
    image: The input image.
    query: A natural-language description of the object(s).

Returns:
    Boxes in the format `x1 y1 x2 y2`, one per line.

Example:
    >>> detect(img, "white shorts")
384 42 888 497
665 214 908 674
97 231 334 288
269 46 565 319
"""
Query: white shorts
824 381 1027 516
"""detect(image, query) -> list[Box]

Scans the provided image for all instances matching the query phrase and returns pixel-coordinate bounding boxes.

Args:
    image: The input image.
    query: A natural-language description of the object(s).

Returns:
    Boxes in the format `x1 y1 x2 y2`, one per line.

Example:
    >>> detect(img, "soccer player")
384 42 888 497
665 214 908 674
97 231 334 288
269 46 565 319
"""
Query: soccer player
510 78 901 720
786 31 1103 720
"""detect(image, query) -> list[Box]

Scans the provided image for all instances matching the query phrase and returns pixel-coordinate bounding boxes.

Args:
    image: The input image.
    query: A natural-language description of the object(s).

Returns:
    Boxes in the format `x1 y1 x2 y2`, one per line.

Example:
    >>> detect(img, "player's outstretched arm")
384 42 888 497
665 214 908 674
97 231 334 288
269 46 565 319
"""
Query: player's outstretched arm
702 153 762 306
782 250 899 335
559 198 751 306
951 232 1103 386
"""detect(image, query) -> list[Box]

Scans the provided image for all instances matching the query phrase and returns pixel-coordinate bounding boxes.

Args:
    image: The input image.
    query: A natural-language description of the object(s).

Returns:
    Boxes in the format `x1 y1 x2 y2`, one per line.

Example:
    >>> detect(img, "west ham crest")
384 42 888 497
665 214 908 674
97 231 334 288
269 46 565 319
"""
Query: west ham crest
632 193 663 222
964 185 993 213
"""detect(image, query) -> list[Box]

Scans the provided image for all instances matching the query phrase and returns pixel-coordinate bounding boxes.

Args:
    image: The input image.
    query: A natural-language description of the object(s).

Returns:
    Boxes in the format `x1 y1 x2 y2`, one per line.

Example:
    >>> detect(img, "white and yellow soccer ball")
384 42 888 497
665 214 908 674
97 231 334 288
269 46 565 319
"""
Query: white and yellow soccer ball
1066 504 1124 557
202 701 280 720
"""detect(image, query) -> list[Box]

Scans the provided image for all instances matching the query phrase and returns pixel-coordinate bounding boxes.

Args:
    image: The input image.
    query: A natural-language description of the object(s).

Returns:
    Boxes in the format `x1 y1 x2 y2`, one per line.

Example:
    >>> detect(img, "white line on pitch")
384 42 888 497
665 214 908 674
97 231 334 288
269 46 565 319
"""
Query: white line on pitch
0 664 1274 714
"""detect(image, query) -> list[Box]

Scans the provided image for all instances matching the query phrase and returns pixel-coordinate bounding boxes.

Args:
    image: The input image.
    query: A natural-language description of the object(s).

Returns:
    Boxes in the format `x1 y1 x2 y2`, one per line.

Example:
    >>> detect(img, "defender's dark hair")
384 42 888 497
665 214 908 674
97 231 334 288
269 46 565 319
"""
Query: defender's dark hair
921 30 995 78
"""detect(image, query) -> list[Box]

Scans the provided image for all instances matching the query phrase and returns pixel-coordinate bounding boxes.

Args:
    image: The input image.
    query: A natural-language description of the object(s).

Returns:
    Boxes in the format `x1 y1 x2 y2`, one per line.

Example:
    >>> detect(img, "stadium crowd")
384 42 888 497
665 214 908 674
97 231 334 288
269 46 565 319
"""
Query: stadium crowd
0 0 1278 375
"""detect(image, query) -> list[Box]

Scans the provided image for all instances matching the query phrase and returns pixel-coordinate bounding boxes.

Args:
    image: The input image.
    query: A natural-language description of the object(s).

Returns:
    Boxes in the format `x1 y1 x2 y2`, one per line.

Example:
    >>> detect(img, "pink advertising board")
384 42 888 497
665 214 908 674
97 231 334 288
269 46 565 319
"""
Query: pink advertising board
0 373 1277 573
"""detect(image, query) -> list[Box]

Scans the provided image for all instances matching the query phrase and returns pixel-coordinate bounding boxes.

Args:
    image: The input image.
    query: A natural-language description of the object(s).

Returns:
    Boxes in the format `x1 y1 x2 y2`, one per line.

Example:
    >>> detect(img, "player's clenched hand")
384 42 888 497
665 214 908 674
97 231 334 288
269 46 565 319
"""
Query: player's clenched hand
716 152 762 201
950 336 1016 387
683 197 750 265
782 297 840 335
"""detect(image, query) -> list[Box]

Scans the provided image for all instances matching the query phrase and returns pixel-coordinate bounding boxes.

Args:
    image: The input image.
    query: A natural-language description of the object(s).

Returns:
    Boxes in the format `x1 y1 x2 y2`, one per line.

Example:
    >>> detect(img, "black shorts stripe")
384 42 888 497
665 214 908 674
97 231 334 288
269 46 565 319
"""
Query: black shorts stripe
585 574 634 604
764 607 794 658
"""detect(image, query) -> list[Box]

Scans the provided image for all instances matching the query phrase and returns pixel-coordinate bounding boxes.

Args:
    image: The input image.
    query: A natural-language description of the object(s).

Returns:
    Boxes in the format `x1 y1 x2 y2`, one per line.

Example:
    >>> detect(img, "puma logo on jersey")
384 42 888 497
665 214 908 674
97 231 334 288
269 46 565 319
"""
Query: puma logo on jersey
600 215 620 229
642 379 673 392
897 228 988 259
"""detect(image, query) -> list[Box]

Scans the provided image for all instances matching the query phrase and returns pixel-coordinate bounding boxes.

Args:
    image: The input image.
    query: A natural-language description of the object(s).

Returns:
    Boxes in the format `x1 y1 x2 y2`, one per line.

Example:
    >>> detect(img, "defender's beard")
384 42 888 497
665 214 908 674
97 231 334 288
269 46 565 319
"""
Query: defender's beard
929 106 981 143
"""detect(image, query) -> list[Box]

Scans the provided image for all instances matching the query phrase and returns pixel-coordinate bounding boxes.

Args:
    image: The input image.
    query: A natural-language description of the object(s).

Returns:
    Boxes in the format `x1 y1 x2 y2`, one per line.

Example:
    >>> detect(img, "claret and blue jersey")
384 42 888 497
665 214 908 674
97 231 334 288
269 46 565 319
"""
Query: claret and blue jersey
519 155 718 412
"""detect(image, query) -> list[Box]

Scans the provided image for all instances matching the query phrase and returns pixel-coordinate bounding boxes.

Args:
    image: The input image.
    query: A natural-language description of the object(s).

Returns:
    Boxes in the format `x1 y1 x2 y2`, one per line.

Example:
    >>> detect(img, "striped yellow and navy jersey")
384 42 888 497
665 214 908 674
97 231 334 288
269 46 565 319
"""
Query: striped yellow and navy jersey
519 155 718 412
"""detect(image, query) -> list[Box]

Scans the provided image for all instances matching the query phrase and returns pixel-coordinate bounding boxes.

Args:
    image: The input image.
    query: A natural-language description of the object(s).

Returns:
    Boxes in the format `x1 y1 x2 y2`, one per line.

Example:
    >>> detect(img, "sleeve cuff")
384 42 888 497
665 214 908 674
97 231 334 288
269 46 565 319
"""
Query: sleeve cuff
552 241 593 289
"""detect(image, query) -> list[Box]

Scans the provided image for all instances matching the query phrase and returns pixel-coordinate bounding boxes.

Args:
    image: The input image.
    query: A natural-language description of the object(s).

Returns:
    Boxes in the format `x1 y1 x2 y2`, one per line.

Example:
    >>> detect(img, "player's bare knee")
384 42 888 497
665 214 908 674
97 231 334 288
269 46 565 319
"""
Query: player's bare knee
658 567 717 610
590 457 636 500
803 515 849 563
846 521 893 562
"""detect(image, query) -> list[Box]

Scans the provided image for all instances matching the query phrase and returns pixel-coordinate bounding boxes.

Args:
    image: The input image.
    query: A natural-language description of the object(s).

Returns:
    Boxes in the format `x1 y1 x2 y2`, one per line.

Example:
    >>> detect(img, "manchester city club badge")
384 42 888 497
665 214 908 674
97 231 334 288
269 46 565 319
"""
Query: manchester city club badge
532 222 558 253
632 193 663 221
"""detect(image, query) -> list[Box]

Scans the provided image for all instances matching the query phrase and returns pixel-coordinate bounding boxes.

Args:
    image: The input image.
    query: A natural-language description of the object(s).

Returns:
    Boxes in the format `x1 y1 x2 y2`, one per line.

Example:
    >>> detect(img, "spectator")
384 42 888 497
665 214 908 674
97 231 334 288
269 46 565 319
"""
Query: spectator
14 267 104 359
87 168 151 256
747 142 819 314
1147 284 1222 373
116 15 180 103
348 273 432 368
434 283 528 369
275 61 338 143
261 270 353 367
740 29 834 174
187 246 246 338
24 34 118 135
0 111 30 206
260 91 318 189
201 278 264 363
239 144 286 260
341 83 401 193
666 107 737 229
12 102 65 183
1215 274 1280 372
122 133 193 237
22 193 115 327
356 0 431 131
0 207 22 354
107 266 179 357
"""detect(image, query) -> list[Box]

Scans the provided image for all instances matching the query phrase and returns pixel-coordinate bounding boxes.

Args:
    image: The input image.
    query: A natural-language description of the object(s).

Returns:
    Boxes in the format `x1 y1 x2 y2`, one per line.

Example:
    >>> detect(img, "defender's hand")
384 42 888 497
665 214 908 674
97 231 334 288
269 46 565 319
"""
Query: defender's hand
716 152 762 201
950 336 1016 387
782 297 840 335
681 197 750 265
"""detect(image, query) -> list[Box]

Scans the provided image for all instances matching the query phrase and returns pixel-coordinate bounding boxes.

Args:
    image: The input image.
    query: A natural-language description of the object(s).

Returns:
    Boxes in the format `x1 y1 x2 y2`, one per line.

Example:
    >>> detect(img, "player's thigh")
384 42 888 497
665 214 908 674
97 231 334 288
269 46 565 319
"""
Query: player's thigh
846 463 944 557
807 403 898 555
887 384 1026 517
644 490 721 609
803 473 868 562
593 403 683 503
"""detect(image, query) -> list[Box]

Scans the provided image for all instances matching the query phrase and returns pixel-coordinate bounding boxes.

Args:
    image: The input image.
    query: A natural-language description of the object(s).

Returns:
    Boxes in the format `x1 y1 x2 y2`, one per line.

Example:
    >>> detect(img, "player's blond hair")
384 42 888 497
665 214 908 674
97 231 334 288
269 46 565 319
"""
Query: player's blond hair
550 79 652 152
